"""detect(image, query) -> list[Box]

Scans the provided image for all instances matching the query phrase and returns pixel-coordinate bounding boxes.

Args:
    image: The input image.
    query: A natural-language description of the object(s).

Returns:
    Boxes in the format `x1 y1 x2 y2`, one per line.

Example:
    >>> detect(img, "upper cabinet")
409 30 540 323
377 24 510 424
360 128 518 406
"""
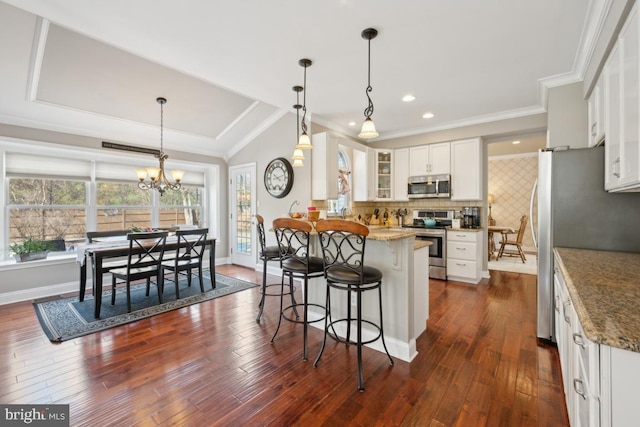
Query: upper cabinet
587 74 605 147
373 149 393 200
450 138 482 201
311 132 339 200
604 4 640 192
409 142 450 176
393 148 409 201
351 147 370 201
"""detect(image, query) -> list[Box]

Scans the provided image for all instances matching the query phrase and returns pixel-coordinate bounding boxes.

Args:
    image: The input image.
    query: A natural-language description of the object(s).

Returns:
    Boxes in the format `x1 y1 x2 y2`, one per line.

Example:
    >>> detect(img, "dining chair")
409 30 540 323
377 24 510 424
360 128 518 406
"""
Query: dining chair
271 217 326 361
160 228 209 299
255 215 297 322
82 229 131 299
497 215 528 263
313 219 394 391
109 231 168 313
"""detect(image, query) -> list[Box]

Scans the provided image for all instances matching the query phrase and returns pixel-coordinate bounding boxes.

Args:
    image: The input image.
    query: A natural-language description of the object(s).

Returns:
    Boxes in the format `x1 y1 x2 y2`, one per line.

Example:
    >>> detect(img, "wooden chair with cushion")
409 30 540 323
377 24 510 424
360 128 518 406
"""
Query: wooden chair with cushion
497 215 528 263
160 228 209 299
109 231 168 313
313 219 394 391
270 217 326 361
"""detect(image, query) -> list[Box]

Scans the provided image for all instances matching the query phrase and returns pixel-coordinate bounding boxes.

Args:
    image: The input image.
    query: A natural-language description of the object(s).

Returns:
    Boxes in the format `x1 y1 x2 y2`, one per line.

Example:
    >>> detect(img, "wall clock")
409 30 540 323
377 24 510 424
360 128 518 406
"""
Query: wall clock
264 157 294 198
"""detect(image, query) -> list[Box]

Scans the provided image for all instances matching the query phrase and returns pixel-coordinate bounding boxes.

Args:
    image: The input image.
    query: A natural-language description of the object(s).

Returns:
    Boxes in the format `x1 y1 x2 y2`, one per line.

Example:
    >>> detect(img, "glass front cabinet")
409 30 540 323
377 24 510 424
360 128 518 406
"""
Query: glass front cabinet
374 150 393 200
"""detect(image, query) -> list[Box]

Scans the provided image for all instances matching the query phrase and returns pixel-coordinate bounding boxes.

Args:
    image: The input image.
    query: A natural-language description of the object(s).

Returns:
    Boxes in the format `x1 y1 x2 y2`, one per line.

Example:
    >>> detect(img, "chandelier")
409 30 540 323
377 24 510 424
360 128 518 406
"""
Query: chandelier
136 97 184 195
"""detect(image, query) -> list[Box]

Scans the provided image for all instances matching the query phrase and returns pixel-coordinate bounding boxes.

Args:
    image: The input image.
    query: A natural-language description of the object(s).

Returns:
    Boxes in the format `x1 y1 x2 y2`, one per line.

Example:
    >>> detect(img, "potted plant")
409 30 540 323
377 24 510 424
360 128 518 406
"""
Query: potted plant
10 237 53 262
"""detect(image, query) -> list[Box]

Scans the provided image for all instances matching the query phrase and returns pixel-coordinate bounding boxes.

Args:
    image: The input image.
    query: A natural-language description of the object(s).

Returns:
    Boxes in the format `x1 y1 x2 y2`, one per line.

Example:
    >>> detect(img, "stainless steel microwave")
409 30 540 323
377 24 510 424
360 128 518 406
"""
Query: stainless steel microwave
407 174 451 199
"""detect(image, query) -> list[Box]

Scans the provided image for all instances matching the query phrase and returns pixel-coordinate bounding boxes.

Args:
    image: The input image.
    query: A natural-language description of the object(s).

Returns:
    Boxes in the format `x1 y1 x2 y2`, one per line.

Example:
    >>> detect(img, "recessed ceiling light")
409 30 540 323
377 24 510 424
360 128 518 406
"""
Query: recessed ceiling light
422 112 434 119
402 94 416 102
512 140 521 144
348 121 356 127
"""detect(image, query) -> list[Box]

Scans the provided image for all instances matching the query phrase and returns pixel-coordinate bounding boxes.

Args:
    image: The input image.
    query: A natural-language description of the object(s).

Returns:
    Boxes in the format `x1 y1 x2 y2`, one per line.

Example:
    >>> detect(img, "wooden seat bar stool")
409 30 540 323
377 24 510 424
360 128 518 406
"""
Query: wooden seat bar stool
313 219 394 391
270 217 326 361
254 215 298 322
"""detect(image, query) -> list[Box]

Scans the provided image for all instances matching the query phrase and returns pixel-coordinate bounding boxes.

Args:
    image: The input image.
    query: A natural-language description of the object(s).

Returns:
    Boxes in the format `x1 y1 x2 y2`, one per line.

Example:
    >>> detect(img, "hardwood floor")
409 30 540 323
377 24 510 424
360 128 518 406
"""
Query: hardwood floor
0 266 568 426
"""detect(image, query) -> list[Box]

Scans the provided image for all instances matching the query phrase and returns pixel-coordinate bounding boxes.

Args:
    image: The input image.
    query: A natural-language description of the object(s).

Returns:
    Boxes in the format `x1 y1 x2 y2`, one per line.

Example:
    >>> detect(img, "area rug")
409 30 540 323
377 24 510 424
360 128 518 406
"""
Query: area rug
33 271 257 342
489 254 537 275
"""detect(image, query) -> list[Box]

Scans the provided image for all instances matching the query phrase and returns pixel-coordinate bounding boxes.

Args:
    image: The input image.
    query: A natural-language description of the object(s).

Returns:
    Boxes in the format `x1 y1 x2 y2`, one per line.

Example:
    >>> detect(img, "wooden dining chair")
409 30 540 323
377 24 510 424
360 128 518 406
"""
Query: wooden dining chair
497 215 528 263
159 228 209 299
109 231 168 313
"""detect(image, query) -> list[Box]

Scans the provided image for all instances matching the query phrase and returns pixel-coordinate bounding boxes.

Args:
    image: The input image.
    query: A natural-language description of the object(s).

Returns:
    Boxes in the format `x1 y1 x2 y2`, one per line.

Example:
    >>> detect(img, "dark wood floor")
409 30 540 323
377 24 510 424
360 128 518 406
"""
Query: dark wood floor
0 266 568 426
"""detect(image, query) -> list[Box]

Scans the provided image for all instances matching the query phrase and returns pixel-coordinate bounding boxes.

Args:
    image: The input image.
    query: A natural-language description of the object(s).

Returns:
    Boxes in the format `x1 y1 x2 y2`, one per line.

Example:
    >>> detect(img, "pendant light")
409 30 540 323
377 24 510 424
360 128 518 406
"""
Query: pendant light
136 97 185 195
296 58 313 149
291 85 305 167
358 28 379 139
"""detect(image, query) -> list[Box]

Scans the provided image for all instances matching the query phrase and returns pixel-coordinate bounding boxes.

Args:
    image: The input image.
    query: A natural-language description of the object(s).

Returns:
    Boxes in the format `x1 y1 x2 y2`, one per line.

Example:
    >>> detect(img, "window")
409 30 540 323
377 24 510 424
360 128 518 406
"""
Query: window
327 148 351 216
96 182 152 231
2 148 214 261
158 185 204 229
8 177 87 251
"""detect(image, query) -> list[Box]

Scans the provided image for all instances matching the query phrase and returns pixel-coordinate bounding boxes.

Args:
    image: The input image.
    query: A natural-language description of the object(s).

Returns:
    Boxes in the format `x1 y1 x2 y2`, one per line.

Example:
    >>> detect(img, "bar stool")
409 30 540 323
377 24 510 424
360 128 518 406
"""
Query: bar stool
271 217 326 361
313 219 394 391
255 215 298 322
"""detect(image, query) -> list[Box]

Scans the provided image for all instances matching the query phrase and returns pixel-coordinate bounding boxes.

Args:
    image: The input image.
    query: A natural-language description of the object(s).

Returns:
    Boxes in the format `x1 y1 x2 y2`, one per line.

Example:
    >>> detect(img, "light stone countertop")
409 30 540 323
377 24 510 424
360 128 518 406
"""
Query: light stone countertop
366 226 417 242
554 247 640 353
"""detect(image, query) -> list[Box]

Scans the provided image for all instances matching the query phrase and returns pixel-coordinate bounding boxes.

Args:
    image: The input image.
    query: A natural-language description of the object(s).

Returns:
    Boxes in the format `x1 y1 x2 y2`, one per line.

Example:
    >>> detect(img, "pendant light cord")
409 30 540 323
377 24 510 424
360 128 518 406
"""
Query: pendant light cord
301 63 308 135
363 36 374 120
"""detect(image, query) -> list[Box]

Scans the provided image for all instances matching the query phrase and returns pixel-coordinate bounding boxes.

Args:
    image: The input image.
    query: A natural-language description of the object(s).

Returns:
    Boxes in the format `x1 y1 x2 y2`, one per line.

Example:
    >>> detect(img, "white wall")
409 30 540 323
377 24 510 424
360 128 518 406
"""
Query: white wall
547 82 589 149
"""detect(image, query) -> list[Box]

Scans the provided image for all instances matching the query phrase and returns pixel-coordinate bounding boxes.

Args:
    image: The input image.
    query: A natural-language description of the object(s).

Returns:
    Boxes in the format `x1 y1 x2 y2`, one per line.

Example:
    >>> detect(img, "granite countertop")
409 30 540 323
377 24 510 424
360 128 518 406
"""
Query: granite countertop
366 226 417 242
554 247 640 352
447 227 483 232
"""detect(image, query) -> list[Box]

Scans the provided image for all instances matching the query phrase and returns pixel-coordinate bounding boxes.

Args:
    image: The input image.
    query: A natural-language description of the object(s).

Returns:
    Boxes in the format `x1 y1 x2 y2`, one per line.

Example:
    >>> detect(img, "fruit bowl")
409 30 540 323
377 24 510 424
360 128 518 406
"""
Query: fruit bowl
289 212 305 219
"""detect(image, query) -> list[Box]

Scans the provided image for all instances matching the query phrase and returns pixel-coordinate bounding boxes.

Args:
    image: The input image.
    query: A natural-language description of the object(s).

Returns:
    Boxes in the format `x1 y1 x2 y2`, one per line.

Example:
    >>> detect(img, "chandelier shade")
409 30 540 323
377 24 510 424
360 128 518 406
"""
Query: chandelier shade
136 97 184 195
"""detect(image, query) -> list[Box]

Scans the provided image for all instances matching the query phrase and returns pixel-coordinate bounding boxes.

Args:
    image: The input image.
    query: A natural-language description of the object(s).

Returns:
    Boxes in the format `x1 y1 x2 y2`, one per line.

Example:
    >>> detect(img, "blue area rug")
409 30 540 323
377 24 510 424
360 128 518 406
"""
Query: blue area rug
33 272 257 342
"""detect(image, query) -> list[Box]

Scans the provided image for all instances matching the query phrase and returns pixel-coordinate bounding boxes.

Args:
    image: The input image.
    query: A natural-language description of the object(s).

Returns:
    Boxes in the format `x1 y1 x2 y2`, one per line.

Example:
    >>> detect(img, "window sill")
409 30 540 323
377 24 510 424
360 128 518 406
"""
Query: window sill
0 253 77 271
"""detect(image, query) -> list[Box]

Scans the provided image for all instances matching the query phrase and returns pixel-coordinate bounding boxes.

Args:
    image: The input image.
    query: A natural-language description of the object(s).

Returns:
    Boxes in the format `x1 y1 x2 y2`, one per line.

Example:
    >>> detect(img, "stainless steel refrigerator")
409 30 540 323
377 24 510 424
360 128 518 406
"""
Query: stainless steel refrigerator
536 145 640 342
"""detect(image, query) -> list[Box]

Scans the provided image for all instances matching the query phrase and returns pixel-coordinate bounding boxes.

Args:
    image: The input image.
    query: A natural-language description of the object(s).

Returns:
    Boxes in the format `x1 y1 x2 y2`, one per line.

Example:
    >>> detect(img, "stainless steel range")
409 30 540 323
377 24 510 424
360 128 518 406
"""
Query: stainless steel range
403 209 455 280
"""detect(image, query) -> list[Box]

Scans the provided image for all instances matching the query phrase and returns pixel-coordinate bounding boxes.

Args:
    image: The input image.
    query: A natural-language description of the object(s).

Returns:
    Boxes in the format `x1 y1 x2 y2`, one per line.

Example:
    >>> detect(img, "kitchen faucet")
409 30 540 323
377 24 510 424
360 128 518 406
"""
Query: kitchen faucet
341 207 352 219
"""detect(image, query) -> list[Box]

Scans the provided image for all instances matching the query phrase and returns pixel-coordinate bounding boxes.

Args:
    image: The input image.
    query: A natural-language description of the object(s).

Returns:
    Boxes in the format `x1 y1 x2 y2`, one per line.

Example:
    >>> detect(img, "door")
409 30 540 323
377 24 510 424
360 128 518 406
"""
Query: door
229 163 256 268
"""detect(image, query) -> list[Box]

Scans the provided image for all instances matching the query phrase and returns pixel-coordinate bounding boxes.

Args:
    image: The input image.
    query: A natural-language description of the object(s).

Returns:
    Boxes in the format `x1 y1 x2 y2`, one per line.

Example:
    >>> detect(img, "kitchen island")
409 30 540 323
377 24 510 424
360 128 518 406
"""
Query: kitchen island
307 226 429 362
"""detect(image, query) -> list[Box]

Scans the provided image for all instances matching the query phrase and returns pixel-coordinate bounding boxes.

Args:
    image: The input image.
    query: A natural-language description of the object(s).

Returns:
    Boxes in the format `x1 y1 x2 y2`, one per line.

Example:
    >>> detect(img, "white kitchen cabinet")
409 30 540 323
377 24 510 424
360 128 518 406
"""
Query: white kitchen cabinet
587 75 605 147
409 142 450 176
352 147 370 201
311 132 339 200
604 4 640 192
604 42 622 190
373 149 393 200
446 230 482 284
393 148 409 201
450 137 482 201
554 253 640 427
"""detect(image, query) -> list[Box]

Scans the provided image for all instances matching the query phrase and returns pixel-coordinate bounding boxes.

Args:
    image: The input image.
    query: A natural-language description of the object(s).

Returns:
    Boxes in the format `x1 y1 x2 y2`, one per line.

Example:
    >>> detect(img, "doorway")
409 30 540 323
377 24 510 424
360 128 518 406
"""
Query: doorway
229 163 257 268
486 134 545 274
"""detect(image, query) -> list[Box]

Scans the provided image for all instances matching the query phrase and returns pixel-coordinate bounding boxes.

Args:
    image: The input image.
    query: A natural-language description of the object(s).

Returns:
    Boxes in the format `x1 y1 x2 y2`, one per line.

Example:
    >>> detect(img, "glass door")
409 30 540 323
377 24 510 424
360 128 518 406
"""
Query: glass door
229 164 256 268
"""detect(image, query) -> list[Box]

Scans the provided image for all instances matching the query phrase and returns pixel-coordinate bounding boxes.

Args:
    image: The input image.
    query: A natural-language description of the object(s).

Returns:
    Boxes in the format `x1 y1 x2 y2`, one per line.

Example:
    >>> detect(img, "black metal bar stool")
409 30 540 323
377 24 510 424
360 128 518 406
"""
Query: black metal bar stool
270 217 326 361
313 219 394 391
255 214 298 322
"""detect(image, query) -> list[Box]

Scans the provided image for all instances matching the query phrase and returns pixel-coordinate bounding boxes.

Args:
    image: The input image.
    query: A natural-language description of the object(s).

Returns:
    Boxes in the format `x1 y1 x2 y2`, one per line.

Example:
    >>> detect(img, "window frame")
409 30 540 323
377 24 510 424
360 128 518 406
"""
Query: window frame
1 139 218 263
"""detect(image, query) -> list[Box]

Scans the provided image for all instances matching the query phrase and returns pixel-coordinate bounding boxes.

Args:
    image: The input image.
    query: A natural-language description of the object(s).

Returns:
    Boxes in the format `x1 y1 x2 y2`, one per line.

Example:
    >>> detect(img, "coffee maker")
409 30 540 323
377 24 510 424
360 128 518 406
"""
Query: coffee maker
461 207 481 228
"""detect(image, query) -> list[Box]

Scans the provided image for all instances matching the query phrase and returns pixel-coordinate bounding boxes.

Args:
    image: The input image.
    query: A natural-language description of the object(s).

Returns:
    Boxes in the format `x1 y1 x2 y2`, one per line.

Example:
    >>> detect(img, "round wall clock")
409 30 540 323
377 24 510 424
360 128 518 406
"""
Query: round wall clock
264 157 294 198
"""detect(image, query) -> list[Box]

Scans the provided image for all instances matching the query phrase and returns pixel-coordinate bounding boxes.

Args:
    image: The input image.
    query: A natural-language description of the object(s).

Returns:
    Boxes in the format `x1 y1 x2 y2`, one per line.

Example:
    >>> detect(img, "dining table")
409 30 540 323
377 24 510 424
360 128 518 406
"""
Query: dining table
487 225 514 260
77 235 217 318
